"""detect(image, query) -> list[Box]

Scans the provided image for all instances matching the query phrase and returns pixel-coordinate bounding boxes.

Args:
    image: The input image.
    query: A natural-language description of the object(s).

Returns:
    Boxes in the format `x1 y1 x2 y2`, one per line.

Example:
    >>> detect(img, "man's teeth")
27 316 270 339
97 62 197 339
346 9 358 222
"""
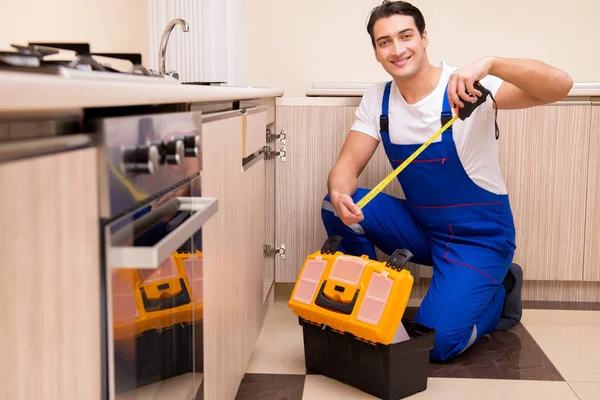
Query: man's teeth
392 57 410 66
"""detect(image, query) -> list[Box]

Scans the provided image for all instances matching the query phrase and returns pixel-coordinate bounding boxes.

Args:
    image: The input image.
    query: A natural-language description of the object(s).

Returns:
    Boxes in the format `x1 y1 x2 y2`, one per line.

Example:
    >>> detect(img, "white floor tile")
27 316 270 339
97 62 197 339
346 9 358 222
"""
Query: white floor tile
523 315 600 382
245 304 307 374
522 309 600 326
302 376 579 400
569 381 600 400
301 375 379 399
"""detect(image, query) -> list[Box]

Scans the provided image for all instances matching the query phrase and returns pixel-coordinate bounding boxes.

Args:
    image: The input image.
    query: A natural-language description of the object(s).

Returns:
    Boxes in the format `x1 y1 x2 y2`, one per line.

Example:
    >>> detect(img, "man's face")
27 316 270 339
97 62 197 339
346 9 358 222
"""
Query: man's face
373 15 428 80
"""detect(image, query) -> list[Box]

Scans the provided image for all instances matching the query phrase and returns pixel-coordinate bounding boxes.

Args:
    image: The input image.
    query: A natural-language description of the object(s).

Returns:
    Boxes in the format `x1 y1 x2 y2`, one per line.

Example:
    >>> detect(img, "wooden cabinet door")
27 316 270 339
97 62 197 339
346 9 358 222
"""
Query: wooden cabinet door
497 104 591 281
263 120 277 300
201 109 269 400
243 109 275 303
241 109 269 350
274 105 355 282
584 103 600 281
201 114 245 400
0 148 101 400
274 104 407 283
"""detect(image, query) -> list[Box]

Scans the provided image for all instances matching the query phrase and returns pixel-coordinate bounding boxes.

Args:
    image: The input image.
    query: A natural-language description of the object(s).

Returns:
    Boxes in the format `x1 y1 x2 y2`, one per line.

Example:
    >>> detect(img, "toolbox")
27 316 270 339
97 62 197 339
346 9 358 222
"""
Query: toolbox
288 235 415 345
112 250 203 341
111 250 204 392
290 236 436 399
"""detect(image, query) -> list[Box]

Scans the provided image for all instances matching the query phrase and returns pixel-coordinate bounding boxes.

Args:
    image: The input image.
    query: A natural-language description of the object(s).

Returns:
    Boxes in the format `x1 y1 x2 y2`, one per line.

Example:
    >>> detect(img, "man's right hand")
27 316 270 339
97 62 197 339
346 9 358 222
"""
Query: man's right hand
330 191 364 225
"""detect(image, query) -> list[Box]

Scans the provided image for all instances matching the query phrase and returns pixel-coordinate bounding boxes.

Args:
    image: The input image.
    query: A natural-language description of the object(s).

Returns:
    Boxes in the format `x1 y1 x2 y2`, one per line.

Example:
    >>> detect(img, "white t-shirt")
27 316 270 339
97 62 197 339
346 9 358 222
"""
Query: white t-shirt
351 61 507 195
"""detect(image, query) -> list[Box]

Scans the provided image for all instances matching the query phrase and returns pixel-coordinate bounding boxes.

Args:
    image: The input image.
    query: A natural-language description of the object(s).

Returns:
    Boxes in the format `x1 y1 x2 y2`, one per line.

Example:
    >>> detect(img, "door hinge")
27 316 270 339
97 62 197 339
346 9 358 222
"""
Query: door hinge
263 129 286 161
264 244 286 259
262 145 286 162
266 128 286 143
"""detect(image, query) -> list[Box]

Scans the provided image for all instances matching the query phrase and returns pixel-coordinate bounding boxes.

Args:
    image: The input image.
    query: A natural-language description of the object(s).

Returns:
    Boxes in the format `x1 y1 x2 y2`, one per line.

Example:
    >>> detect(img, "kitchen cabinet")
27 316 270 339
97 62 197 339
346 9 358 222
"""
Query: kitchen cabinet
274 104 354 283
0 147 101 400
274 101 594 284
496 104 590 281
274 103 428 283
200 107 271 400
584 102 600 281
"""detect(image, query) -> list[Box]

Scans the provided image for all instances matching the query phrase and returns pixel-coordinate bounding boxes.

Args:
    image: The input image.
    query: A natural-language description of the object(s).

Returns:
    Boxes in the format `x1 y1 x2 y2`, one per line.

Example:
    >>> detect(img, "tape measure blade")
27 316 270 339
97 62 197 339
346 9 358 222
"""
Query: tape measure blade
356 115 458 208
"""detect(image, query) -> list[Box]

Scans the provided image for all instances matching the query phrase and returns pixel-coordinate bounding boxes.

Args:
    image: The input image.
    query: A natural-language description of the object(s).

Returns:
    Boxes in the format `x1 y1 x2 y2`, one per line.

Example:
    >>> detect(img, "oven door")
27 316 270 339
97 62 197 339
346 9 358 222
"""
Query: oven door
104 174 215 400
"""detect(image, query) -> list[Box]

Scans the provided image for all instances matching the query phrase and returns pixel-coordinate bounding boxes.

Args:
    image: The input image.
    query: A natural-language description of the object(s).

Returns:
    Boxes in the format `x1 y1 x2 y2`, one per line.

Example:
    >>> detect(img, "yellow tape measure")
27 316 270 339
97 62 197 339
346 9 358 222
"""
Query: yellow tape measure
356 115 458 209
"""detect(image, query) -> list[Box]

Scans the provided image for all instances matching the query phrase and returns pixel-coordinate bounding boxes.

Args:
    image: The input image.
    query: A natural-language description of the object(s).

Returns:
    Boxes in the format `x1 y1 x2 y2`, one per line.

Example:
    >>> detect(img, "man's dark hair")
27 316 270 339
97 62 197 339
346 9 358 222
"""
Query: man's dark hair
366 0 426 47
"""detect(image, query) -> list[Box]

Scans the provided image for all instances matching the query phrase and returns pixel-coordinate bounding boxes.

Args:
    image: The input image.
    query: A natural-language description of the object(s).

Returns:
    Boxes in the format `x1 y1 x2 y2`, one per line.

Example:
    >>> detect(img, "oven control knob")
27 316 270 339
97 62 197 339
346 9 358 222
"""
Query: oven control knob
122 145 160 174
162 139 185 165
174 135 200 157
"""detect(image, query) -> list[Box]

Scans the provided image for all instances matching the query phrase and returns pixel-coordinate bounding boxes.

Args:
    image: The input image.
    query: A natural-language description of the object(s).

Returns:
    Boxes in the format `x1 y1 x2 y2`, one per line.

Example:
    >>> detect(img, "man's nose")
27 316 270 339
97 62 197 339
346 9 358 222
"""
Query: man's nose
391 39 404 56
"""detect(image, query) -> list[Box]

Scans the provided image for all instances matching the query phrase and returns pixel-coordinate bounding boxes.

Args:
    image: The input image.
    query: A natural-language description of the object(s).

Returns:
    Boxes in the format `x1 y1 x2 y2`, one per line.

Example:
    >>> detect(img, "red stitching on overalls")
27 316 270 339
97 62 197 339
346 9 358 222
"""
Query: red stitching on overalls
392 158 448 164
444 224 497 283
407 201 501 209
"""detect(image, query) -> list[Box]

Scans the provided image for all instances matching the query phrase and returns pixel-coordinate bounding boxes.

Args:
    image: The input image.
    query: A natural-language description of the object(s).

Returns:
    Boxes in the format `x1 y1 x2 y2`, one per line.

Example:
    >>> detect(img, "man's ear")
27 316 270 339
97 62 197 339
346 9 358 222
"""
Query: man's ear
422 29 428 48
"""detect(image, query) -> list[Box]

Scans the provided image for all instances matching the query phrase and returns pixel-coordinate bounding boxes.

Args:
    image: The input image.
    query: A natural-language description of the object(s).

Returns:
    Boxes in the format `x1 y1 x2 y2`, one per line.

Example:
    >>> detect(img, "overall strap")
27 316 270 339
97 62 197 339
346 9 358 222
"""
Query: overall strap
379 81 392 141
441 83 454 142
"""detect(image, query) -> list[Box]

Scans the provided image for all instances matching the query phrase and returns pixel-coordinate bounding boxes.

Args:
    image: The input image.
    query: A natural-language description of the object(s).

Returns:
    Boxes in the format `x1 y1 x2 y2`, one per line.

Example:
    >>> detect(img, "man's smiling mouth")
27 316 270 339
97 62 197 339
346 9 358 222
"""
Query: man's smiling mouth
391 55 412 67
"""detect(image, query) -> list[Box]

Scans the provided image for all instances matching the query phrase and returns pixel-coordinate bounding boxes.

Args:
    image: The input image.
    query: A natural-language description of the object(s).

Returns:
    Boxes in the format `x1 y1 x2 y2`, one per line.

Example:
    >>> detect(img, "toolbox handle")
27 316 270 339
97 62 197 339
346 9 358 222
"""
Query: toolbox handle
140 278 191 312
315 280 359 315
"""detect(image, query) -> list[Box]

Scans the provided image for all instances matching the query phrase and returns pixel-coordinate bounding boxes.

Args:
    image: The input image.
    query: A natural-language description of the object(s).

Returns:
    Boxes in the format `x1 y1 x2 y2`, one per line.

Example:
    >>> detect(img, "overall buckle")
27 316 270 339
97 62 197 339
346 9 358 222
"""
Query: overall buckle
380 114 389 132
441 111 452 127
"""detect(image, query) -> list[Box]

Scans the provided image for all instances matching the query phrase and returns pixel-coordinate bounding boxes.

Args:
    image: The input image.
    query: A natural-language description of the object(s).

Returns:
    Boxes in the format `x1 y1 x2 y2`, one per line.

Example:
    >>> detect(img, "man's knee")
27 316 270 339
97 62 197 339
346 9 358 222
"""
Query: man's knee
321 193 341 232
429 323 478 363
321 195 365 236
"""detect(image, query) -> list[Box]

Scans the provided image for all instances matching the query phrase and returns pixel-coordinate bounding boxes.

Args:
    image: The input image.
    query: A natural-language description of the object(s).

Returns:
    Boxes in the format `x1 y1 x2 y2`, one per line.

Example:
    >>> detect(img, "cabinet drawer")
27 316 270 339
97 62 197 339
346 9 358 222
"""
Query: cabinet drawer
243 107 267 157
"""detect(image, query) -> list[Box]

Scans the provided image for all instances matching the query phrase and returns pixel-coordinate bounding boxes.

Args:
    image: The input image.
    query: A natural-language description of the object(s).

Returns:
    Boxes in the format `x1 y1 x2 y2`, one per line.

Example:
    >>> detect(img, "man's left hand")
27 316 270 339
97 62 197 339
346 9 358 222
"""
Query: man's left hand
447 57 494 109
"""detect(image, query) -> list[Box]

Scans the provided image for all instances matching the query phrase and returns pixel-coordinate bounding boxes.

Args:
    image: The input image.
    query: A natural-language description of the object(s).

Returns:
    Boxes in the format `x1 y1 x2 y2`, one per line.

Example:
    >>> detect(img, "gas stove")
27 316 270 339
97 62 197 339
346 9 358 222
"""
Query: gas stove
0 42 180 84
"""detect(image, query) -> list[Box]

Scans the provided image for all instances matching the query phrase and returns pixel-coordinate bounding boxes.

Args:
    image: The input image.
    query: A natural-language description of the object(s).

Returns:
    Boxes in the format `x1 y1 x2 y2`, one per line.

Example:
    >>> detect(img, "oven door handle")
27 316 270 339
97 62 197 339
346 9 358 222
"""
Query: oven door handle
108 197 218 269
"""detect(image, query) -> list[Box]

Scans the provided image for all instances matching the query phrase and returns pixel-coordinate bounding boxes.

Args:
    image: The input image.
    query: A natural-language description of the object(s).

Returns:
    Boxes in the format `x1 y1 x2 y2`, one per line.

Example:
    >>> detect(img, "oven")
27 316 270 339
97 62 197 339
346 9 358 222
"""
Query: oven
95 109 216 400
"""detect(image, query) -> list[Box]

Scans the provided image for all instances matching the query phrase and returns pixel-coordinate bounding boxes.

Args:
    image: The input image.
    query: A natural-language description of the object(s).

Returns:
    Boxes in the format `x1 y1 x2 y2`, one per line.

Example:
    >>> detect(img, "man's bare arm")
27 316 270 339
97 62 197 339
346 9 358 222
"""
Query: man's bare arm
447 57 573 110
327 131 379 224
490 57 573 110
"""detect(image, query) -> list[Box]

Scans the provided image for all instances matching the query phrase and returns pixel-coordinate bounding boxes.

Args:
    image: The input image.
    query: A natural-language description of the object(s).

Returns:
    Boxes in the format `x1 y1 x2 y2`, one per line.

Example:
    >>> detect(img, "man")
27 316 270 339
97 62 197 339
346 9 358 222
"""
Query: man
321 0 572 362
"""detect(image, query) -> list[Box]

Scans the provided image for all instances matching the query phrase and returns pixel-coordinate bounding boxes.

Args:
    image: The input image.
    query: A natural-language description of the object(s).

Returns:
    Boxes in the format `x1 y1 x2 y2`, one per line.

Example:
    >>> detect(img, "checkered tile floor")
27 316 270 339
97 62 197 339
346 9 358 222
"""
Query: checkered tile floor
235 285 600 399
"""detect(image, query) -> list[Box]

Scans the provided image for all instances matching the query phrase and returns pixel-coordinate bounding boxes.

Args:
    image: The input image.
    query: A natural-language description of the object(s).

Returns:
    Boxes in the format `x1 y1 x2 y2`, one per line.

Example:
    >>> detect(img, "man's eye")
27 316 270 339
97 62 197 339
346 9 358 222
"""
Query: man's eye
379 41 389 46
403 35 412 40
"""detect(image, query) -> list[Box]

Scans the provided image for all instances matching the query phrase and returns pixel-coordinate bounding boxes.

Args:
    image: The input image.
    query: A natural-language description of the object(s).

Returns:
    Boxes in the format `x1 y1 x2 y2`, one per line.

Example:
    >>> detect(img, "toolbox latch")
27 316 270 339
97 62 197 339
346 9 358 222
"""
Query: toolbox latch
320 235 343 254
386 249 414 270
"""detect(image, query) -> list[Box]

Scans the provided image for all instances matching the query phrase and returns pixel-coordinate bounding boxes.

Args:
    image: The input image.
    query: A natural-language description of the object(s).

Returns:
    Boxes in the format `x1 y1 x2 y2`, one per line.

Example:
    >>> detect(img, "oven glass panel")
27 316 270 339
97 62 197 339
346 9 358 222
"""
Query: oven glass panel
109 177 204 399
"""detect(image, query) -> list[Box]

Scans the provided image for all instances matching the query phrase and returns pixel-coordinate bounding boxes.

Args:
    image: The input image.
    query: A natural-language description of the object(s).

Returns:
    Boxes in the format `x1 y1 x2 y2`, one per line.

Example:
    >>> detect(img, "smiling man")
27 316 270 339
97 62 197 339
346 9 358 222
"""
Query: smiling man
321 0 572 362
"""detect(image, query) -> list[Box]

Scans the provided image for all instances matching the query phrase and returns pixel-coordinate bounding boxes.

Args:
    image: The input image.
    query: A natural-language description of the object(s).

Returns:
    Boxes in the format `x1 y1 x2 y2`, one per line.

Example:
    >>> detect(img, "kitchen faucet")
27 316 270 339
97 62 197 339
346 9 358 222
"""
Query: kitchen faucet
158 18 189 79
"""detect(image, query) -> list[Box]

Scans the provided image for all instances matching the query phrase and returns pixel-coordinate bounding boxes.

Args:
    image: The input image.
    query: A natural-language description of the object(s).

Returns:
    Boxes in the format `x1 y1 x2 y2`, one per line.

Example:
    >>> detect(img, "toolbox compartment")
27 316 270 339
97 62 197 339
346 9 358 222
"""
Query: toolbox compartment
299 316 436 400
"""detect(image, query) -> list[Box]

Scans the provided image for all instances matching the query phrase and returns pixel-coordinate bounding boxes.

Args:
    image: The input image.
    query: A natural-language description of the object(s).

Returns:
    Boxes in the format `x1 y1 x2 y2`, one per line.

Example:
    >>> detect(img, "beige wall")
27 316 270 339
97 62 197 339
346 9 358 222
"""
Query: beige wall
0 0 150 69
243 0 600 96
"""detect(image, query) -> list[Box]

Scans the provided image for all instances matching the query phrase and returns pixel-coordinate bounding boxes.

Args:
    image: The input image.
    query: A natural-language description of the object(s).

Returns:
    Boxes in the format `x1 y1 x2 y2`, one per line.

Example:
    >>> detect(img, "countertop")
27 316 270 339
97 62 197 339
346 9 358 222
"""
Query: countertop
0 71 284 114
305 82 600 98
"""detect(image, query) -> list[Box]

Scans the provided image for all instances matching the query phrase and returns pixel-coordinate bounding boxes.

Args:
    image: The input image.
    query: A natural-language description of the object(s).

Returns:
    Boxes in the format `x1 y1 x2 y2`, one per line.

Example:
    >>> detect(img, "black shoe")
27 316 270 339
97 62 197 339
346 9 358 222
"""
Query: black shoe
495 263 523 331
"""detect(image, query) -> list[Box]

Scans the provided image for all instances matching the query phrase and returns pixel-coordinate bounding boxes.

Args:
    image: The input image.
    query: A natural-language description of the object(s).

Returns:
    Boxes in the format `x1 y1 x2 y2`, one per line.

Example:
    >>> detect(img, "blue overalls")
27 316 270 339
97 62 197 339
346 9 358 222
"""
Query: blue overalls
321 81 516 362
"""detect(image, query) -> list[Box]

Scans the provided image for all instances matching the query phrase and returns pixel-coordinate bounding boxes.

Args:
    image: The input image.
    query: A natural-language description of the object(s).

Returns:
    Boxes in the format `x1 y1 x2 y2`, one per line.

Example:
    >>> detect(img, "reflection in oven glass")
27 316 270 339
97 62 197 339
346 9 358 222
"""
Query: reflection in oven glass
111 250 203 398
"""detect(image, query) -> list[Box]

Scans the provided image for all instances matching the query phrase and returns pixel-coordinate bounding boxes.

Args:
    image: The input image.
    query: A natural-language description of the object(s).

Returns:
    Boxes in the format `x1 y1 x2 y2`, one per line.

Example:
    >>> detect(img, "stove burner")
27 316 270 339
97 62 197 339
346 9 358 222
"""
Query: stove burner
0 42 159 78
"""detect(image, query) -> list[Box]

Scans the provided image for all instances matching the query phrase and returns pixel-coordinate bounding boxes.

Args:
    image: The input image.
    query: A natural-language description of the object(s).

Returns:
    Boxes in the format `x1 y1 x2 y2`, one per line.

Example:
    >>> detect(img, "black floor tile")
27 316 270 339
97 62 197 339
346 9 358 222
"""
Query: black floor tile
235 374 305 400
404 307 563 381
428 323 563 381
